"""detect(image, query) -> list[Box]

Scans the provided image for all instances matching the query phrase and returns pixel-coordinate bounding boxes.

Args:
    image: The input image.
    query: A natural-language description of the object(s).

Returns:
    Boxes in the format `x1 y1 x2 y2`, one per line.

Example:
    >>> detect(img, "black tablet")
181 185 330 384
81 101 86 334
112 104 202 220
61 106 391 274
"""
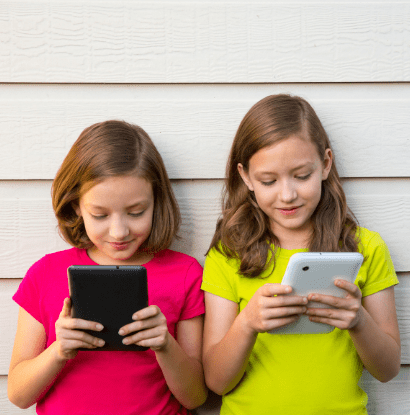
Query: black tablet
68 265 148 351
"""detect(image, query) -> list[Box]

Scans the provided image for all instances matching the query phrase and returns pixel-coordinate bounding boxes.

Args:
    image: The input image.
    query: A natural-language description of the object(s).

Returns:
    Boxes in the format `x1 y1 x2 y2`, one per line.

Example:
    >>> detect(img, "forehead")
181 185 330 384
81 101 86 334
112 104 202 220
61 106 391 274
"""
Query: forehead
80 175 153 204
248 135 321 173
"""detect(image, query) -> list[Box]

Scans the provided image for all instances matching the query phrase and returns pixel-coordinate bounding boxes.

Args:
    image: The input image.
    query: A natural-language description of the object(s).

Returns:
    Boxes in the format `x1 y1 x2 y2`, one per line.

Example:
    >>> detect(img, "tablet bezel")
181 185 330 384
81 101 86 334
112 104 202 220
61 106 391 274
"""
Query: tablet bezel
68 265 149 351
270 252 363 335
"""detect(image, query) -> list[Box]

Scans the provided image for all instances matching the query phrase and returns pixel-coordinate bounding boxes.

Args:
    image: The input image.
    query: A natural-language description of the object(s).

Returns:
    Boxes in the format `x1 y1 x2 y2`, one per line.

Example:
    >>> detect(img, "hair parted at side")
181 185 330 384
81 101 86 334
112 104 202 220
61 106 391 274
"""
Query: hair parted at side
52 120 180 251
209 94 359 278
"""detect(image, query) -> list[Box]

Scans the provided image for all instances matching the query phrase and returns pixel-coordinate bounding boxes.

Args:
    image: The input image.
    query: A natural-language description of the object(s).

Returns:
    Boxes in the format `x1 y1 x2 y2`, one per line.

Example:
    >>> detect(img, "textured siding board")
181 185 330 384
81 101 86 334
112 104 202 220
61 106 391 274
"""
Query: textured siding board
1 2 410 83
0 95 410 179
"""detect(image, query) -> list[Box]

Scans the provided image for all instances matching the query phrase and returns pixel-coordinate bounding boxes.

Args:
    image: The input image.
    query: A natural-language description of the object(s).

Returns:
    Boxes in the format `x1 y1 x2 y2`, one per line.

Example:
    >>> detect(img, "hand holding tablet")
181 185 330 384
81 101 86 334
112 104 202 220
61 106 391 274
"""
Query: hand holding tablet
68 265 149 350
271 252 363 335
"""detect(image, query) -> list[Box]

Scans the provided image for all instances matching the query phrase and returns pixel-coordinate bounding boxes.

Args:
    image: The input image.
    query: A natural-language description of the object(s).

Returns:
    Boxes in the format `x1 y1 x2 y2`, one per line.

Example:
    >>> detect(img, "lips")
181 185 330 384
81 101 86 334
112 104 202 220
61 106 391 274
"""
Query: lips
278 206 301 216
109 241 132 251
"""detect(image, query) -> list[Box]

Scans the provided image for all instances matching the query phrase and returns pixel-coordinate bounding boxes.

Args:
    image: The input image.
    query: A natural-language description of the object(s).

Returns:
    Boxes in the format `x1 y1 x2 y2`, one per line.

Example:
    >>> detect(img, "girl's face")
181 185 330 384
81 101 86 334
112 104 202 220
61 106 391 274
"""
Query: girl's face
75 175 154 265
238 135 332 249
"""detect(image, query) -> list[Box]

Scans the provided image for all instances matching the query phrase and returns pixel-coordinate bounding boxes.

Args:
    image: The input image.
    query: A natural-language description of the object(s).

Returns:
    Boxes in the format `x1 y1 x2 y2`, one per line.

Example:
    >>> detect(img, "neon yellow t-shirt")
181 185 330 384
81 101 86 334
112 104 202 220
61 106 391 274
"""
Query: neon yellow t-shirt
202 228 398 415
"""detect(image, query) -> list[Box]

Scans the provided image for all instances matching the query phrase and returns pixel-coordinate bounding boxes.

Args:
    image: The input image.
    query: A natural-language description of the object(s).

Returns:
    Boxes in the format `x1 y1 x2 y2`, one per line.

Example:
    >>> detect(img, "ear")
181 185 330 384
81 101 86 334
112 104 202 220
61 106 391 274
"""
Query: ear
322 148 333 181
237 163 254 192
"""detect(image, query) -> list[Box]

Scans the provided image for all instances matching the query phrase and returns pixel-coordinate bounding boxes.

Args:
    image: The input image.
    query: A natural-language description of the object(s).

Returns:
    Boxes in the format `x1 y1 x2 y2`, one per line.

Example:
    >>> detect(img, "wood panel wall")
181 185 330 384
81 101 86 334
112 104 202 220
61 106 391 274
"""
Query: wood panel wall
0 1 409 414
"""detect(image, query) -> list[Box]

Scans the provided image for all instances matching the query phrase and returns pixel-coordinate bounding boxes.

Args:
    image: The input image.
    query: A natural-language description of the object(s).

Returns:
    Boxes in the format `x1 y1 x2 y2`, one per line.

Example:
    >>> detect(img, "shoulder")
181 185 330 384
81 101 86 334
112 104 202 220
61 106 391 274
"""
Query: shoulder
205 245 240 273
153 249 203 280
356 227 388 256
42 247 85 262
355 227 398 296
155 249 201 268
25 247 87 280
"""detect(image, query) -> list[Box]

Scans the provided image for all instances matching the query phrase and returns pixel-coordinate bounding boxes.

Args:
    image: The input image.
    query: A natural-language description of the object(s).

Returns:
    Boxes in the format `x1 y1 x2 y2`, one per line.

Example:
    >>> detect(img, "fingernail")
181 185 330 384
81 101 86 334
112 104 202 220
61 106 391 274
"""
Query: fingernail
118 329 124 335
123 338 129 345
303 297 308 303
96 324 103 331
98 340 105 346
311 295 316 300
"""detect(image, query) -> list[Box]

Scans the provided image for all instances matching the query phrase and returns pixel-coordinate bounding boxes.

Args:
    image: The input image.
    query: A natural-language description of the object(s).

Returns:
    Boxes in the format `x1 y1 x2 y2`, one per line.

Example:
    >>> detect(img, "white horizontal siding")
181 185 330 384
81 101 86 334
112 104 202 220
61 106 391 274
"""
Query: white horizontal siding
0 85 410 179
0 2 409 83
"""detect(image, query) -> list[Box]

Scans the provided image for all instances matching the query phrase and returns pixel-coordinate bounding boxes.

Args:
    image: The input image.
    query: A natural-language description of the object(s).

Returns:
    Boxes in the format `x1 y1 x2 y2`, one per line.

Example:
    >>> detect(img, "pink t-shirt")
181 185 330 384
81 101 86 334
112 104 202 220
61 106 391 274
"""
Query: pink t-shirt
13 248 204 415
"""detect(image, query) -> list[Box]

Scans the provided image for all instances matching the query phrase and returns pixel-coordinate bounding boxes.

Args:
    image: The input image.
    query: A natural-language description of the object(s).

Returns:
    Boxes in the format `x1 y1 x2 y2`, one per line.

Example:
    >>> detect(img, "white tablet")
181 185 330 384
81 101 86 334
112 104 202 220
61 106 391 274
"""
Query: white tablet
270 252 363 335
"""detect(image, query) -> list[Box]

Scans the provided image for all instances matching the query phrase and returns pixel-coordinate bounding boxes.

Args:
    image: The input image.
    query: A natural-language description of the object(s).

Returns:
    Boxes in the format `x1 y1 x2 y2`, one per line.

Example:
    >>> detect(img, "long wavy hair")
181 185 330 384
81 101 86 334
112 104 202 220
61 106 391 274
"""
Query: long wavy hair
209 94 359 278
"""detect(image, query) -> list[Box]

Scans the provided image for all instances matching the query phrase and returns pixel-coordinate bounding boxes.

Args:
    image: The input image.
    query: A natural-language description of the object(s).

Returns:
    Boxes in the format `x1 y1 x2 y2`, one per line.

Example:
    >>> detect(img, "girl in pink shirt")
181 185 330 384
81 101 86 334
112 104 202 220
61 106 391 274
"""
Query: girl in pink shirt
8 121 207 415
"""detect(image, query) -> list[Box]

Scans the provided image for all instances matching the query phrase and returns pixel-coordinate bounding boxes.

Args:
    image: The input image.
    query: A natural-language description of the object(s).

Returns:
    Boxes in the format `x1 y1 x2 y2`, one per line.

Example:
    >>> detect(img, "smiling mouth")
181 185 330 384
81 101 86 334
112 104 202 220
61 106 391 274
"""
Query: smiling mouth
278 206 301 215
109 241 133 250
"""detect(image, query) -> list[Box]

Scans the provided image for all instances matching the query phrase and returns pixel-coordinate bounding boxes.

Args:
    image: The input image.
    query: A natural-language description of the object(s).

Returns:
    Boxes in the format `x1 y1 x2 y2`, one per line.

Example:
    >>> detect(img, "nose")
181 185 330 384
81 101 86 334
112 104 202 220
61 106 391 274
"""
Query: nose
279 180 297 203
109 215 130 241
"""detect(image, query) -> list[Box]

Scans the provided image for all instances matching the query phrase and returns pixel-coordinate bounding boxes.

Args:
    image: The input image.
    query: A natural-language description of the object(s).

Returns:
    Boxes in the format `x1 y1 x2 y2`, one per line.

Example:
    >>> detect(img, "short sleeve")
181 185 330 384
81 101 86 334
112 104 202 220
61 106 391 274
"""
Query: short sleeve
201 248 238 303
13 257 45 324
179 260 205 321
361 232 399 297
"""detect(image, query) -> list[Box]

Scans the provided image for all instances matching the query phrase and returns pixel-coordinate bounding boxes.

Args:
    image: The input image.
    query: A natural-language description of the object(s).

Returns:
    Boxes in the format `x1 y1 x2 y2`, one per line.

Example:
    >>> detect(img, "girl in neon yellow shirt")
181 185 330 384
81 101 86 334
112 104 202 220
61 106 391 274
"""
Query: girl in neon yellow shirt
202 94 401 415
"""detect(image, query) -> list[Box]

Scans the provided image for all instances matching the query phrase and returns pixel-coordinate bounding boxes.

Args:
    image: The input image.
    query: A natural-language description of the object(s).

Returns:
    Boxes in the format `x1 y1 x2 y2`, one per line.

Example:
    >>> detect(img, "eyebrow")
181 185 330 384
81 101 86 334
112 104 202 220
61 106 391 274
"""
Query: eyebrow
256 162 315 176
85 202 148 210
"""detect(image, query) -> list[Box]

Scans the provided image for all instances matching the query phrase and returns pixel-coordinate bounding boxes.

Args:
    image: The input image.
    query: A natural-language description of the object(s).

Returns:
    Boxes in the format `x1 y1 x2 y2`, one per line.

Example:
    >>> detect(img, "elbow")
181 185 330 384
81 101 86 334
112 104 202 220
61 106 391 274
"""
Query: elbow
204 372 230 396
378 365 401 383
8 391 33 410
182 387 208 410
373 360 401 383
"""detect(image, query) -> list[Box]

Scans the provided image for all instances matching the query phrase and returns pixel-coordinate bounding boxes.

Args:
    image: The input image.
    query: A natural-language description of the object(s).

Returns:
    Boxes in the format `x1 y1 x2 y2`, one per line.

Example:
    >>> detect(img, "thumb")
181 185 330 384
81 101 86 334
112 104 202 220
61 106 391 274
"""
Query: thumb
60 297 72 318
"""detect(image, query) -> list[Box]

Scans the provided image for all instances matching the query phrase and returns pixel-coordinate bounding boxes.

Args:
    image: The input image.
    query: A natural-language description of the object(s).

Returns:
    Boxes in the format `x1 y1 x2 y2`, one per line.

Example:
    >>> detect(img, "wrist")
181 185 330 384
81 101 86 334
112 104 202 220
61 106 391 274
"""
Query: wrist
348 305 367 334
236 310 259 339
152 331 172 354
50 342 71 365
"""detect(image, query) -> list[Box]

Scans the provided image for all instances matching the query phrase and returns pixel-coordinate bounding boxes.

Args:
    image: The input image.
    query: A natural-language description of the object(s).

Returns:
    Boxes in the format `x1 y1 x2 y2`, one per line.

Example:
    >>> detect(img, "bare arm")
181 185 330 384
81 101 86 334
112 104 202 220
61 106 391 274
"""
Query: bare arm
119 307 207 409
8 300 105 409
202 284 308 395
306 282 401 382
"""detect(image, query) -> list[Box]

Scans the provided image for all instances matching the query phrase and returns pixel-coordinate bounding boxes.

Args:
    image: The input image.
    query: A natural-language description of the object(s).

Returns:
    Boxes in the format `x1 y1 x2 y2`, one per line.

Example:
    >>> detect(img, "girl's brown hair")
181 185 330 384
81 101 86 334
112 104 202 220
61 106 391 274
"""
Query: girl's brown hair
209 94 359 278
52 120 180 251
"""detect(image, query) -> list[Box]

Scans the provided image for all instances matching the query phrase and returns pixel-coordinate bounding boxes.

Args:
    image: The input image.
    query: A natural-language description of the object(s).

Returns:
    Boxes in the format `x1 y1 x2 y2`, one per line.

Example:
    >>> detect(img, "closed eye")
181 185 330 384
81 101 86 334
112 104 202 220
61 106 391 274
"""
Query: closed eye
296 173 312 181
129 211 145 217
91 214 107 220
261 180 276 186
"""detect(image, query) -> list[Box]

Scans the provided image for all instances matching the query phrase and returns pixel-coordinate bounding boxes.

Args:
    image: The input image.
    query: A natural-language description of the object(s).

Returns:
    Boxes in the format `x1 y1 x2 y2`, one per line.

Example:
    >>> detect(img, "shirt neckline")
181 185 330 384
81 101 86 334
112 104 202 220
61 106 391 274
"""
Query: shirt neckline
76 247 158 268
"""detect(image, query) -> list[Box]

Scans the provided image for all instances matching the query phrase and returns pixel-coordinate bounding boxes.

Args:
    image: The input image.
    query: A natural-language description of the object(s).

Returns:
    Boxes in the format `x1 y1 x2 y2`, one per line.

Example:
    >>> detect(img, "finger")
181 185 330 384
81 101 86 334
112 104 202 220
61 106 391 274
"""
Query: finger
307 315 350 330
263 305 307 319
264 294 308 308
267 315 301 332
133 335 166 350
305 307 346 319
334 279 361 298
262 283 293 297
59 298 72 318
62 317 104 332
122 326 167 345
63 338 103 350
307 292 361 310
61 329 106 347
120 313 166 335
132 305 161 321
